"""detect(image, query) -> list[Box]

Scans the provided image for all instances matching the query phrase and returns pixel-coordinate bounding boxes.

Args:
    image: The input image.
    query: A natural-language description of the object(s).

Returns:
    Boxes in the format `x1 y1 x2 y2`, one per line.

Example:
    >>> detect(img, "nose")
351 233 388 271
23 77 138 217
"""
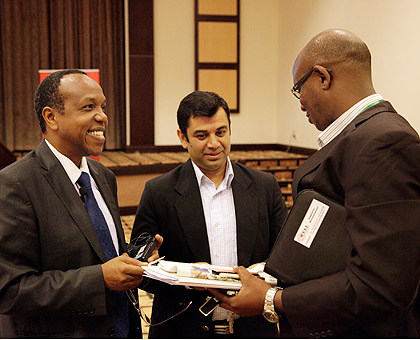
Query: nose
94 110 108 125
207 134 220 149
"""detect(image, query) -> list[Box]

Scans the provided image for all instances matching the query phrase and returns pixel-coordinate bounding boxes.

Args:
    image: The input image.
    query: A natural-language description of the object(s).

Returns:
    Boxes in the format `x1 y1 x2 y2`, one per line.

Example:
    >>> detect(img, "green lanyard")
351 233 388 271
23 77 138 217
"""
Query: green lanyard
361 99 384 113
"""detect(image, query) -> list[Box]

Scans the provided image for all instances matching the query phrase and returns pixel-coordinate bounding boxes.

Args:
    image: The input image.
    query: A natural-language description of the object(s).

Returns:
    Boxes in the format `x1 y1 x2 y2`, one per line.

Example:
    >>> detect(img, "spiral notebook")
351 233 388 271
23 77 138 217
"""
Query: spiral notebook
265 189 351 287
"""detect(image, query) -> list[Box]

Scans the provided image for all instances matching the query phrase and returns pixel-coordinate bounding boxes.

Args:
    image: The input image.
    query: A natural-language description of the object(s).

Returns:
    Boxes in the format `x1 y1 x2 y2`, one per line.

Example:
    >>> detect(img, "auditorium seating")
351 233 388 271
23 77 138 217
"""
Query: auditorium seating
100 149 309 215
10 148 311 213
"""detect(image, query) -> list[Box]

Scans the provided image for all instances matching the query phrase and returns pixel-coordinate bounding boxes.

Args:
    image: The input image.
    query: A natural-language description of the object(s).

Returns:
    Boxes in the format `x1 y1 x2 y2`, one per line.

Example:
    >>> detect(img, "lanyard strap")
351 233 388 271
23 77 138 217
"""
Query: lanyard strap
361 99 384 113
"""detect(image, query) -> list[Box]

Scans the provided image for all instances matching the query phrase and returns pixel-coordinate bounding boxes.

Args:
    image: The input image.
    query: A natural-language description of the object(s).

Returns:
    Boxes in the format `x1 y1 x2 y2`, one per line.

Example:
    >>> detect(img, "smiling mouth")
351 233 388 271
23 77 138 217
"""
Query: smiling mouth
88 130 105 138
206 151 222 158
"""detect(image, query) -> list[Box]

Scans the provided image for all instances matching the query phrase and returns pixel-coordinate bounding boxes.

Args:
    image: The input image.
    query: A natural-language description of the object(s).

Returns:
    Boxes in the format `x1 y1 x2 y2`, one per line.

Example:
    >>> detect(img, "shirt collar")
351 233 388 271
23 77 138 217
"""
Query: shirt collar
317 94 384 149
192 157 234 189
44 139 90 185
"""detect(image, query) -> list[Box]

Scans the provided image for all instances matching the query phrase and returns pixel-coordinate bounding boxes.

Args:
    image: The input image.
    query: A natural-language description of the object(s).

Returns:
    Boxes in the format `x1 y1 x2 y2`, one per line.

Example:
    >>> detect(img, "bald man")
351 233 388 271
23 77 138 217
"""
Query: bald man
210 29 420 338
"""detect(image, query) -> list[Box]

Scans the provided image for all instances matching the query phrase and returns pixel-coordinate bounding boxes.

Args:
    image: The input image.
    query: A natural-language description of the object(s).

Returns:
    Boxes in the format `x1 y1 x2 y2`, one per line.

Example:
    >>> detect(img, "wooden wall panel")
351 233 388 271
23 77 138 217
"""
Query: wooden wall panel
128 0 154 147
195 0 240 113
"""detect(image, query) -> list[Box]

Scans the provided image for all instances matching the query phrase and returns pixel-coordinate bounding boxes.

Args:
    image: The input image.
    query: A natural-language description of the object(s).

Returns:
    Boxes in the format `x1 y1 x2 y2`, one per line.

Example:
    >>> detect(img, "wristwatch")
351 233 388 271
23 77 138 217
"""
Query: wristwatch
262 287 281 323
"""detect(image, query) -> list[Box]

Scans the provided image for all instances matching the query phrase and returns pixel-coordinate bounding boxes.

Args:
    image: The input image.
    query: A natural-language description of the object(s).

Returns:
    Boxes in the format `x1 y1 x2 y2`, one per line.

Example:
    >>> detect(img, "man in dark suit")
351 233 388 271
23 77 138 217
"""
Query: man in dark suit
210 29 420 338
131 91 288 338
0 69 162 338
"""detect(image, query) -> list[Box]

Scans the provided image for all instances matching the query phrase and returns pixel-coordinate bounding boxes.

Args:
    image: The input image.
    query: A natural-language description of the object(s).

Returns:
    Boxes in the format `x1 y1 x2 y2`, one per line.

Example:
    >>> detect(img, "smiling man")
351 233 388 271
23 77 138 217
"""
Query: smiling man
131 90 288 338
0 69 162 338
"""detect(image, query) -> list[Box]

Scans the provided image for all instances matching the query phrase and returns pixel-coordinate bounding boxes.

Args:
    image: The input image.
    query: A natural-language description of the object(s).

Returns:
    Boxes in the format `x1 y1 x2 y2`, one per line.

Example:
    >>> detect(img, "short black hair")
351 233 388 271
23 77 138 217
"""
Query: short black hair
34 69 87 133
177 91 230 140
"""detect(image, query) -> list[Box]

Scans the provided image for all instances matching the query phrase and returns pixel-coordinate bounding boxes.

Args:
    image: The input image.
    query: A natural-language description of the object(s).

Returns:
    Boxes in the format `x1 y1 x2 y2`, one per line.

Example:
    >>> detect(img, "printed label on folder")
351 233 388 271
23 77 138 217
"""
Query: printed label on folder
294 199 329 248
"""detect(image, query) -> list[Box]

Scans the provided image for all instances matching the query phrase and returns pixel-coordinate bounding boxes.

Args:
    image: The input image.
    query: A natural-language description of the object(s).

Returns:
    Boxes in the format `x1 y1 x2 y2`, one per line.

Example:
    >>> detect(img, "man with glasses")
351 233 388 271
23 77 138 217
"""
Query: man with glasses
210 29 420 338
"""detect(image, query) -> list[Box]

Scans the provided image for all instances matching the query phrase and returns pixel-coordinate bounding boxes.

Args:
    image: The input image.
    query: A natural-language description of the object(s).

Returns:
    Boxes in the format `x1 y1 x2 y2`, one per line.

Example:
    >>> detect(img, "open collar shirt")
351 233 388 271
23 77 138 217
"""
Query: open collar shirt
192 157 237 320
317 94 384 149
45 139 119 253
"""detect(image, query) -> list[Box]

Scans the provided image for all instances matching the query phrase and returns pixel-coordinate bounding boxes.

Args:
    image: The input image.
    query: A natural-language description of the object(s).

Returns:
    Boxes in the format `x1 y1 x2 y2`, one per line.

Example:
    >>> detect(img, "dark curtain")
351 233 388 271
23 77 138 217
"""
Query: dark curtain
0 0 125 151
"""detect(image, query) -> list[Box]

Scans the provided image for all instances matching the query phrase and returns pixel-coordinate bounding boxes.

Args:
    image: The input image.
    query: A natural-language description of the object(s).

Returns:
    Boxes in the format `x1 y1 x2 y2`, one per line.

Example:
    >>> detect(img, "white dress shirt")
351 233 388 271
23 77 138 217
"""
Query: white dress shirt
45 139 119 254
192 157 238 320
317 94 384 149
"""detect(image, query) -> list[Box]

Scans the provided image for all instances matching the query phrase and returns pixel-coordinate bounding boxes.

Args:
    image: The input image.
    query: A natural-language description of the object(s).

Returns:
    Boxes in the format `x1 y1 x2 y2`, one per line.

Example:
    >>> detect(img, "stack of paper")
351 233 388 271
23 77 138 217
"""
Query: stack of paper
142 260 273 290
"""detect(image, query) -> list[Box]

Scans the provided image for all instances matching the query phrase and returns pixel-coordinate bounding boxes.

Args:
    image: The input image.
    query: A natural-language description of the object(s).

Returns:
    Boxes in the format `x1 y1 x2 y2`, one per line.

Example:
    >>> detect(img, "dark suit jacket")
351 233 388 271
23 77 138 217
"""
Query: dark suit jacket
282 101 420 338
131 159 287 338
0 140 142 338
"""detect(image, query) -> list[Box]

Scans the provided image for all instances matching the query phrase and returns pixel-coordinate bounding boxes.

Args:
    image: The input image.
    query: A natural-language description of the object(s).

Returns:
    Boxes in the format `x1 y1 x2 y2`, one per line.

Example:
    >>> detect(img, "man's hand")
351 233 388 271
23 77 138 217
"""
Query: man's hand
208 266 271 317
102 253 146 291
146 234 163 263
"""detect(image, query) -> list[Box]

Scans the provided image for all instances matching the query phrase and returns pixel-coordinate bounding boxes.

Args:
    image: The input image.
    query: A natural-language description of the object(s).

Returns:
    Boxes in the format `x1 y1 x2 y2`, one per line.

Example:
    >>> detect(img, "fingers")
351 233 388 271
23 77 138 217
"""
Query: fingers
234 266 253 281
102 255 145 291
154 234 163 250
207 289 235 311
147 234 164 263
208 288 228 302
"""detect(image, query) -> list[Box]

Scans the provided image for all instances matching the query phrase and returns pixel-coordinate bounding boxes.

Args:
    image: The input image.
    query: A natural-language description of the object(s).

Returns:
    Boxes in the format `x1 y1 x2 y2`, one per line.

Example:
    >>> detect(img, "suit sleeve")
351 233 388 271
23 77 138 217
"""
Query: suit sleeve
131 180 198 299
131 180 167 295
0 171 107 318
282 126 420 336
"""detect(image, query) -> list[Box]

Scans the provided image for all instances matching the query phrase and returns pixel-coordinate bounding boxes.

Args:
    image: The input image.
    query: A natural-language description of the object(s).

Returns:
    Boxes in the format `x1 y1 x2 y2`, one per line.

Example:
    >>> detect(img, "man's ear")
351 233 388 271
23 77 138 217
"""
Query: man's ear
313 65 332 90
177 129 189 150
42 107 59 131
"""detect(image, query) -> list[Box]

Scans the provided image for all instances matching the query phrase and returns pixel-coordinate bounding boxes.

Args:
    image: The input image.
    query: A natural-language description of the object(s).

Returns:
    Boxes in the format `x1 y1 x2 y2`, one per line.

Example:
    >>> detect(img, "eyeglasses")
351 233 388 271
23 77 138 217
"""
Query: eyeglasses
126 289 192 327
291 67 332 99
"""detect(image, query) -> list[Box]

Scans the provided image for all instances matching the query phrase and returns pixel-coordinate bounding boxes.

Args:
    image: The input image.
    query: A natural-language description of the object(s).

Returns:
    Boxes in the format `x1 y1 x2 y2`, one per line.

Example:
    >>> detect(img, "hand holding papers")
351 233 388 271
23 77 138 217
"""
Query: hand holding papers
142 259 276 290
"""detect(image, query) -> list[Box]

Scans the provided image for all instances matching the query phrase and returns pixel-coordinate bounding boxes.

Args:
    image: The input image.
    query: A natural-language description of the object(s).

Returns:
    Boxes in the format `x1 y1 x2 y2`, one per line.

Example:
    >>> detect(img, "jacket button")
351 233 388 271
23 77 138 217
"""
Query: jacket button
202 325 210 331
327 330 333 336
314 332 321 338
320 331 327 338
308 333 315 338
108 328 115 337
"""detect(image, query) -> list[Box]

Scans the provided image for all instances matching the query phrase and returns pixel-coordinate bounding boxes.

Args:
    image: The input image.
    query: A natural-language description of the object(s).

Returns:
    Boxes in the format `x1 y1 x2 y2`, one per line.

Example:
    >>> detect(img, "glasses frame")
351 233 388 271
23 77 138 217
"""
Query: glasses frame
291 67 332 99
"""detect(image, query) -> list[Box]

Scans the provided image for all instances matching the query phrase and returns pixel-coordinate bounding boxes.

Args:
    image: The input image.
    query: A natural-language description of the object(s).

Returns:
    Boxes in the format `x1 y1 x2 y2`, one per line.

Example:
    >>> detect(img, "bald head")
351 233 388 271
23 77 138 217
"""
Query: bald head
292 29 376 131
299 29 372 73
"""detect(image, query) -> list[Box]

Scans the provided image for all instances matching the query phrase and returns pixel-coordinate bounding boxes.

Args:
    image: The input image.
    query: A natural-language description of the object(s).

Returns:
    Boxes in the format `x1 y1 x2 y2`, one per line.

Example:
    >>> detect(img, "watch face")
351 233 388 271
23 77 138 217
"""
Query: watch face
263 310 279 323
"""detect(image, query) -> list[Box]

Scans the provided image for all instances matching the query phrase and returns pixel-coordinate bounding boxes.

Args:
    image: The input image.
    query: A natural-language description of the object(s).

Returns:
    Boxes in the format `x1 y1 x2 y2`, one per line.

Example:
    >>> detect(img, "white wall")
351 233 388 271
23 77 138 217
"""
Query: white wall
276 0 420 148
154 0 420 149
154 0 195 145
154 0 281 146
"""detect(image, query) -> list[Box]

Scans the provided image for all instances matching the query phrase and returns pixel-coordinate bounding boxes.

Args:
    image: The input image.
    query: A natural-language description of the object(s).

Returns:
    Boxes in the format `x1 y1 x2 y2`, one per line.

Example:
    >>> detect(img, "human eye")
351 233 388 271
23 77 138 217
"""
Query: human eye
82 104 95 110
216 129 227 137
195 133 207 140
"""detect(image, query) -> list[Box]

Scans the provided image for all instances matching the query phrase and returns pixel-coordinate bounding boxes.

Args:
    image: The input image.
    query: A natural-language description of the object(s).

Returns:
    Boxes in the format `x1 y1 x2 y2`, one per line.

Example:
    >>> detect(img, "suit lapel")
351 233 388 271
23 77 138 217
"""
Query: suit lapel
231 163 258 266
174 160 211 263
292 101 396 198
88 160 126 254
36 141 107 262
292 145 330 198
